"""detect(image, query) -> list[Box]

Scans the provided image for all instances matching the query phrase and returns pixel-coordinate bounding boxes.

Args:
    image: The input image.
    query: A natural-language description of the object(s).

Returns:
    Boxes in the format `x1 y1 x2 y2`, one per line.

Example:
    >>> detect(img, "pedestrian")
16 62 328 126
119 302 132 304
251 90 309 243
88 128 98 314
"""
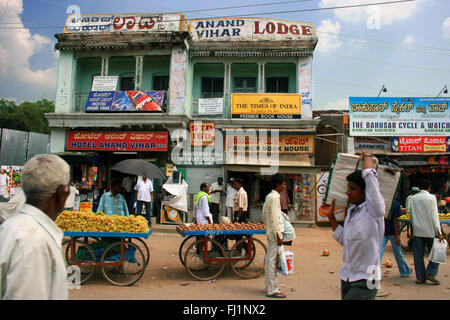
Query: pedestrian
279 187 290 214
405 187 420 215
225 178 237 221
63 183 79 211
194 183 213 225
409 178 444 285
209 177 224 223
122 175 133 209
134 175 154 226
320 152 385 300
0 169 9 201
97 179 129 217
380 199 411 278
0 154 70 300
232 178 248 223
262 174 287 299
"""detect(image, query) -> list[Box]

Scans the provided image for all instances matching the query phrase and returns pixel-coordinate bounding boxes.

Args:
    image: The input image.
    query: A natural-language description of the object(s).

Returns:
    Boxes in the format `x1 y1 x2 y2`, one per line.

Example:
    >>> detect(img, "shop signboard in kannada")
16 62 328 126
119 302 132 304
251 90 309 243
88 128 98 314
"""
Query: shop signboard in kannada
64 13 187 33
66 131 168 152
85 90 165 112
231 93 302 119
390 136 449 153
349 97 450 136
190 18 316 41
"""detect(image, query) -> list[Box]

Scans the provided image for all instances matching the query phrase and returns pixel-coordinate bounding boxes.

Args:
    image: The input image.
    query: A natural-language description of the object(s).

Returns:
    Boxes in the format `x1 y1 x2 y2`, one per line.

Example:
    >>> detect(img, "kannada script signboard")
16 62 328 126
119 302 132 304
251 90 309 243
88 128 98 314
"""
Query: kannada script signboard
67 131 168 152
225 134 314 154
390 137 449 153
190 18 316 41
231 93 302 119
64 13 186 33
349 97 450 136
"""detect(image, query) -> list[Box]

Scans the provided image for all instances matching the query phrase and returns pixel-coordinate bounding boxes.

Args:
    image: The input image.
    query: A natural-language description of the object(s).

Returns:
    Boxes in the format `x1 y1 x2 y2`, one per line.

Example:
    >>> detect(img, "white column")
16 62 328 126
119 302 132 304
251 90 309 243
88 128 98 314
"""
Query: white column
297 55 313 120
135 55 143 91
169 46 188 115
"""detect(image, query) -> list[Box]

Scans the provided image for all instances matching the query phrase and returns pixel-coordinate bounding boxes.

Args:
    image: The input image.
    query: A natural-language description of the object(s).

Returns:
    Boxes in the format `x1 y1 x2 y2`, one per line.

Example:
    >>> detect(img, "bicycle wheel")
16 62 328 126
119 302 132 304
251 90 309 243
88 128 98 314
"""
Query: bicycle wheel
62 239 96 284
178 236 196 266
184 238 226 281
230 238 267 279
100 241 146 286
127 238 150 267
399 222 413 252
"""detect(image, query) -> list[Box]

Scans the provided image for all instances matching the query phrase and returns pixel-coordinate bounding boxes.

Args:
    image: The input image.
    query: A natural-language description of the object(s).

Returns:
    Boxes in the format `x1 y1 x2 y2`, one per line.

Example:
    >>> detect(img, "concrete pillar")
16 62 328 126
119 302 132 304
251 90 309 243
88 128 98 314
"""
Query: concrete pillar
169 46 188 115
258 62 265 93
224 62 232 118
55 50 77 113
135 55 143 91
49 128 66 153
297 55 313 120
101 56 109 76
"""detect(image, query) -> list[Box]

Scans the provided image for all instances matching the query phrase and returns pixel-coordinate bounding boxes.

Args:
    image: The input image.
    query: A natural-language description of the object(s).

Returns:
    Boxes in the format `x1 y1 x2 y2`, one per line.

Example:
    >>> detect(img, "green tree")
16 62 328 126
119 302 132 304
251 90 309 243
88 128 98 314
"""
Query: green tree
0 98 55 134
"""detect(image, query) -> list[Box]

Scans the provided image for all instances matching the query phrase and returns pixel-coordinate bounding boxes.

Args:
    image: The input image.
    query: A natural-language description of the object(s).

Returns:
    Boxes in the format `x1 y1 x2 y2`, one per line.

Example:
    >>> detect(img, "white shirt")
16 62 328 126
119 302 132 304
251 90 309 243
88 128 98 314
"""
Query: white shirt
122 176 133 193
64 186 79 208
225 184 237 208
135 179 154 202
195 195 213 225
409 190 442 238
0 173 7 187
209 182 224 204
333 169 385 282
262 190 284 242
0 204 68 300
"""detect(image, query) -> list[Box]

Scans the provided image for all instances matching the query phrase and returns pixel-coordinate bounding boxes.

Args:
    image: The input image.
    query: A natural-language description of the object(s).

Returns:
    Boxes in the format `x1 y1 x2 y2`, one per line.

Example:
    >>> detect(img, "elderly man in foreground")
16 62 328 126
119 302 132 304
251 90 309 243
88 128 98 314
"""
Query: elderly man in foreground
0 154 70 300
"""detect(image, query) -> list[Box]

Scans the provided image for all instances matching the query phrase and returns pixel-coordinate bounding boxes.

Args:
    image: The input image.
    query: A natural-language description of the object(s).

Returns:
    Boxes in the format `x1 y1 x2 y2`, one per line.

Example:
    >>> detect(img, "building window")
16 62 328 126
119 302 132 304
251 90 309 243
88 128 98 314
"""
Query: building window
120 77 134 91
234 77 257 93
153 75 169 91
266 77 289 93
201 77 224 98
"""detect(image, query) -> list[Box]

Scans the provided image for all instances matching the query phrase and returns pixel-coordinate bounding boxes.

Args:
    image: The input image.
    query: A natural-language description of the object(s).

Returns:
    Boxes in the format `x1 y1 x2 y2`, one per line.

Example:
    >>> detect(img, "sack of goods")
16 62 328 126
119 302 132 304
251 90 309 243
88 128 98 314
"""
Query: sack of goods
324 153 402 219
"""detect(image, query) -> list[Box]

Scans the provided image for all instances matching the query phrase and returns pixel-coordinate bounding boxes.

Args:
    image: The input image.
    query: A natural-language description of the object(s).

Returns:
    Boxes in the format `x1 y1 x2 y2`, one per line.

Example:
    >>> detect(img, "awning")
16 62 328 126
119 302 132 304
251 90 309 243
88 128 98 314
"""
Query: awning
225 164 323 174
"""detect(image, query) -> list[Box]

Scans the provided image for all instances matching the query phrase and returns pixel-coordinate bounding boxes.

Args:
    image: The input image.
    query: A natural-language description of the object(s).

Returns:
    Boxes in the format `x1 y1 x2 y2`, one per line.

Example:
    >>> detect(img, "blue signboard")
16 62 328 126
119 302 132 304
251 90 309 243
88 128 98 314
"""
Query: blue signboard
85 90 165 112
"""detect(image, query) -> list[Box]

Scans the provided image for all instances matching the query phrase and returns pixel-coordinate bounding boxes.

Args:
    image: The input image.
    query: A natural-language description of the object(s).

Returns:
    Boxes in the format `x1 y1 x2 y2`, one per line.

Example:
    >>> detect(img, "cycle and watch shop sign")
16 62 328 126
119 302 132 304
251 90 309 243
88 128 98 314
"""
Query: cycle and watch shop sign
349 97 450 136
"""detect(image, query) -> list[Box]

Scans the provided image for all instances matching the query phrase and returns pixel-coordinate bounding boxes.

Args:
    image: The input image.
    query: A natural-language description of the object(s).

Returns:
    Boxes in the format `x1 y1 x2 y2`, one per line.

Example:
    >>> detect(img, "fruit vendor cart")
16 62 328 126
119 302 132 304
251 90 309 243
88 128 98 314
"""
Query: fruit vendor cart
176 224 267 281
63 229 151 286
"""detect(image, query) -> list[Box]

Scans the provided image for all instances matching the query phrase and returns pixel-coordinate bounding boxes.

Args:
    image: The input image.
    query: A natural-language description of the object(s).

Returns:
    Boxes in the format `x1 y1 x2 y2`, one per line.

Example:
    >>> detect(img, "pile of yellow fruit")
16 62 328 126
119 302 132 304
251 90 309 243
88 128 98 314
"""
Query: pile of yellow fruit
56 210 150 233
399 213 450 221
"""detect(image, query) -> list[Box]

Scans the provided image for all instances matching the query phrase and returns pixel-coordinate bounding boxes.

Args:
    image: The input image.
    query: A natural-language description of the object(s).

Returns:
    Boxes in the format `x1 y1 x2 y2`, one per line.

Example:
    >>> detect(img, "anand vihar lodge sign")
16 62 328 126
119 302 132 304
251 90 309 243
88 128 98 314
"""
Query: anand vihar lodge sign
190 18 316 41
349 97 450 137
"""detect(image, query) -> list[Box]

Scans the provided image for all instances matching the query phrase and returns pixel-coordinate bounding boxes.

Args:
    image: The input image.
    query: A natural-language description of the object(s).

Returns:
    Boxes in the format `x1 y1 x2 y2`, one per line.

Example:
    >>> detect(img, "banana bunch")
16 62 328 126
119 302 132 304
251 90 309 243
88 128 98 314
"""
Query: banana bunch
56 210 149 233
399 213 449 221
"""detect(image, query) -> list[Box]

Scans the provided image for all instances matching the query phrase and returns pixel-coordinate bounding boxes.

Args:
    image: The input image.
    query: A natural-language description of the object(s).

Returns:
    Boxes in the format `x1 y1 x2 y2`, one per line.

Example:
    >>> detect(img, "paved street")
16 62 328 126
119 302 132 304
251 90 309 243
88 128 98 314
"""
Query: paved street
68 224 450 300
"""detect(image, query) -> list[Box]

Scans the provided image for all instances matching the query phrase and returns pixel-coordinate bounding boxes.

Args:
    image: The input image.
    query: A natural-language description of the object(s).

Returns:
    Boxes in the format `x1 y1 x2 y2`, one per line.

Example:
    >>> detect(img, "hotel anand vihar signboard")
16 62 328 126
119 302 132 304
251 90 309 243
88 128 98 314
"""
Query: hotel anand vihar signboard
349 97 450 137
189 18 316 41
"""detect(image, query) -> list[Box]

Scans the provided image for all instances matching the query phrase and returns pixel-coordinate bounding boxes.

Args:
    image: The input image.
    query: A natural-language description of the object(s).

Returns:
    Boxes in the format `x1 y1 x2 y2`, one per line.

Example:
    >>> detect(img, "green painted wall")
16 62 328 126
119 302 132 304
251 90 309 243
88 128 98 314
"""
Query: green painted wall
265 63 297 93
75 57 101 92
142 56 171 90
108 56 135 89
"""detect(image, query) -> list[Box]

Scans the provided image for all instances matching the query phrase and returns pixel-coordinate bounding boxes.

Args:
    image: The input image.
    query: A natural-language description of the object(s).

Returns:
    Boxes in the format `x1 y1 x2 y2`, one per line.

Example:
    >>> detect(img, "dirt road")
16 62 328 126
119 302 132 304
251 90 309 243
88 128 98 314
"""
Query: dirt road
68 224 450 300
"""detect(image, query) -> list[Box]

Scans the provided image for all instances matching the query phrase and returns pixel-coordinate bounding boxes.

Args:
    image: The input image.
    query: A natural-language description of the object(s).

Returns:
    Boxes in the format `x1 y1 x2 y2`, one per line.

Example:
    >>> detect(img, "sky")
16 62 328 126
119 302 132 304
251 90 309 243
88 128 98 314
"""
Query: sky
0 0 448 110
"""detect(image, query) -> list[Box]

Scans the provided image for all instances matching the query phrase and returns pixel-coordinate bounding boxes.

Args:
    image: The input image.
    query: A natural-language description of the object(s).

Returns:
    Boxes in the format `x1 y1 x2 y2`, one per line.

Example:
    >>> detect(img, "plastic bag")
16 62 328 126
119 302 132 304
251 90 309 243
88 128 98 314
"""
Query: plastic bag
282 213 296 242
428 238 448 264
277 245 289 276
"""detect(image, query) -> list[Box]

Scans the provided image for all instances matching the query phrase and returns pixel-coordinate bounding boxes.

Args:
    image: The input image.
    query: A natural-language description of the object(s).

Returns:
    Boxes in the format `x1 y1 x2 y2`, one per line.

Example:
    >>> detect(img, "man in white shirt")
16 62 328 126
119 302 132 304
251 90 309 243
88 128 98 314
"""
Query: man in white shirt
0 169 9 200
209 177 224 223
194 183 213 225
225 178 237 221
409 179 444 285
134 175 153 226
0 154 70 300
321 152 384 300
262 174 287 299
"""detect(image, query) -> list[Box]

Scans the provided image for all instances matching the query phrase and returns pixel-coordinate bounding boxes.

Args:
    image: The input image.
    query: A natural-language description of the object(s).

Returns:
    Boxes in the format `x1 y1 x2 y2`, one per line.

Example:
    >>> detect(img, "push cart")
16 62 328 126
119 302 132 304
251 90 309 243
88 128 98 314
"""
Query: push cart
63 229 151 286
177 227 267 281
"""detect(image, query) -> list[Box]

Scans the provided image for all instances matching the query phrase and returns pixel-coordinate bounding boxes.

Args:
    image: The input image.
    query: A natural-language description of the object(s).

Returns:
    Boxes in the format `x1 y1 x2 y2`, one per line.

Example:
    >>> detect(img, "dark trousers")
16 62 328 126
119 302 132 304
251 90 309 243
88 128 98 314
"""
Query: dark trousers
210 203 220 223
412 236 439 281
233 211 248 252
341 279 378 300
136 201 152 226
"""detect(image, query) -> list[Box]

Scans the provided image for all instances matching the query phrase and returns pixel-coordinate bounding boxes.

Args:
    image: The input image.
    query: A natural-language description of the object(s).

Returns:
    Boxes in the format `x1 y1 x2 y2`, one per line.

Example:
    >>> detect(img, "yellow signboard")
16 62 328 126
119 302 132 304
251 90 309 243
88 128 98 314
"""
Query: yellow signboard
225 134 314 154
231 93 302 119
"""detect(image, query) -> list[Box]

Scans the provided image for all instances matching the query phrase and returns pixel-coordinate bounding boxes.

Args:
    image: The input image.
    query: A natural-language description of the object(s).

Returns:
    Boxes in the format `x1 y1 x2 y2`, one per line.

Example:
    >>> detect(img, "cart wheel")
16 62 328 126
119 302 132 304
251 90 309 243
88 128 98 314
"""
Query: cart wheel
100 241 146 286
178 236 196 266
230 238 267 279
62 240 96 284
127 238 150 267
184 238 226 281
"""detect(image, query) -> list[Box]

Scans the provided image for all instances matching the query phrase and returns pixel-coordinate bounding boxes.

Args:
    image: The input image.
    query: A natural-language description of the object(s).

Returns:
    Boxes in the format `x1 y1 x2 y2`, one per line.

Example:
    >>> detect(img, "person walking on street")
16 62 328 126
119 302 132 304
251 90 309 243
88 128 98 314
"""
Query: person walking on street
0 154 70 300
321 152 385 300
97 179 129 217
279 187 290 215
134 176 153 226
209 177 224 223
225 178 237 221
233 178 248 223
380 199 411 278
409 179 444 285
262 174 287 299
406 187 420 215
194 183 213 225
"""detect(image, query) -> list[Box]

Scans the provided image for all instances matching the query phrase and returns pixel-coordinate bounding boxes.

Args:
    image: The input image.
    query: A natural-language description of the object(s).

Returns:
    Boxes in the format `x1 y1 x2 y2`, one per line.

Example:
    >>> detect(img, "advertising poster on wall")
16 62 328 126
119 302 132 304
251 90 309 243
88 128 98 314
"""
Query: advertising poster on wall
349 97 450 137
85 90 165 112
0 166 23 199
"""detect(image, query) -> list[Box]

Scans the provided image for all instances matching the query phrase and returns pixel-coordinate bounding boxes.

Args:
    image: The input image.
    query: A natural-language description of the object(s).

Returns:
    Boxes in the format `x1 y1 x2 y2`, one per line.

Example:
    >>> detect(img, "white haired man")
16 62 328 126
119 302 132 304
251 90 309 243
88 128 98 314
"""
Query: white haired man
0 154 70 300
